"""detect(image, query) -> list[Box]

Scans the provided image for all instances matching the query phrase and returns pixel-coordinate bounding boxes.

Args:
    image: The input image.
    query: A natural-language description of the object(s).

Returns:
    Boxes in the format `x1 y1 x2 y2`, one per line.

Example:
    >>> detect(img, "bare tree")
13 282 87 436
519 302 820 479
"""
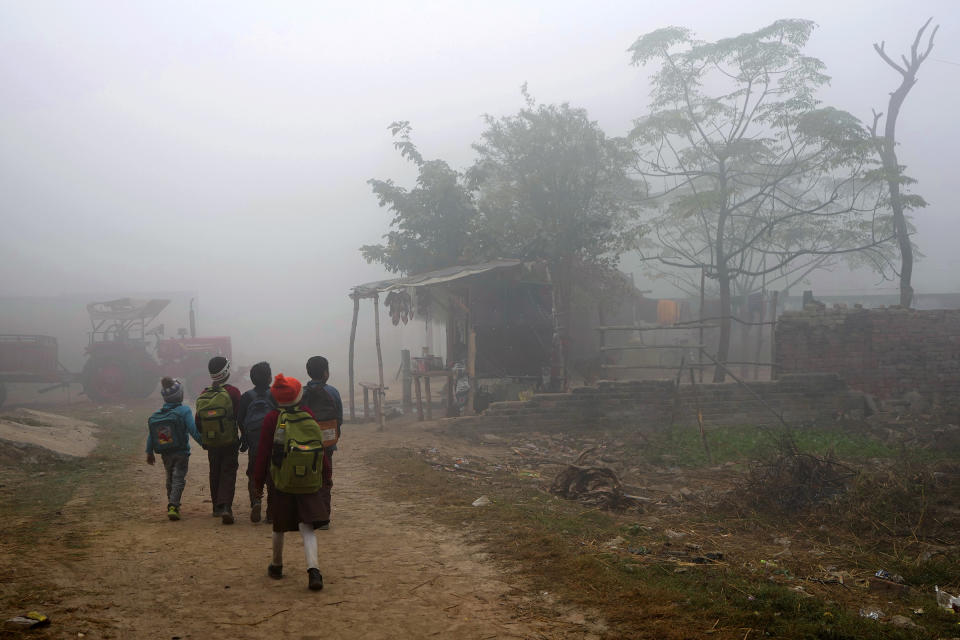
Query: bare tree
871 18 938 309
629 20 891 381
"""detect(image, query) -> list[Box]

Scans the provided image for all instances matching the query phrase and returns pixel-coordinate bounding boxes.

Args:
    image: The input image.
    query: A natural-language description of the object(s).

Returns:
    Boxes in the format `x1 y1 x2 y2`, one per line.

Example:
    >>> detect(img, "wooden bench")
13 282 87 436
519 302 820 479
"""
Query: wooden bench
358 381 387 421
410 370 455 421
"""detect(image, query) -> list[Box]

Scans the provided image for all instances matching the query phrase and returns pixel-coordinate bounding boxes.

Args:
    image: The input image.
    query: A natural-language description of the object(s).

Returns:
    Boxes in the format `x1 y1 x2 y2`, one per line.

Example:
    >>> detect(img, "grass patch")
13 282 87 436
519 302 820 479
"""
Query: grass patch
638 424 900 467
367 447 954 639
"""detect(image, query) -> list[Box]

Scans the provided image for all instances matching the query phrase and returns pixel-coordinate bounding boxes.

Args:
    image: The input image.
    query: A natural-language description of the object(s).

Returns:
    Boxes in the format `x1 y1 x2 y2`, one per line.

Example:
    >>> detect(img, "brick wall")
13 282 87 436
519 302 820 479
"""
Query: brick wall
775 307 960 402
443 373 863 436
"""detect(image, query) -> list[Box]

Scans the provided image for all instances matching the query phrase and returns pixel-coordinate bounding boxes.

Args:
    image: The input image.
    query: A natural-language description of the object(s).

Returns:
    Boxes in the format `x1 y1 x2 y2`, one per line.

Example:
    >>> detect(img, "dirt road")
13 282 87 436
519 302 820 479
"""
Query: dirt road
32 419 589 640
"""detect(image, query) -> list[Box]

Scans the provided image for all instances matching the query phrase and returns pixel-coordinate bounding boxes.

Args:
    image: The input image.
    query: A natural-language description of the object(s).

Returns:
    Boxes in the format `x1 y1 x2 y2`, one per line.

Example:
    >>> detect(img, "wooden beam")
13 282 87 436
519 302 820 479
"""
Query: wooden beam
600 344 704 352
596 325 718 332
373 294 385 432
348 294 360 421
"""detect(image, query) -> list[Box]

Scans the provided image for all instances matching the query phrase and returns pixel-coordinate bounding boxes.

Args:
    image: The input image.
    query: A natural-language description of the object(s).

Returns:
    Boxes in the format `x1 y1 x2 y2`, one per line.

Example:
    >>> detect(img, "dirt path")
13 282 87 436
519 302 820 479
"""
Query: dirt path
40 419 586 639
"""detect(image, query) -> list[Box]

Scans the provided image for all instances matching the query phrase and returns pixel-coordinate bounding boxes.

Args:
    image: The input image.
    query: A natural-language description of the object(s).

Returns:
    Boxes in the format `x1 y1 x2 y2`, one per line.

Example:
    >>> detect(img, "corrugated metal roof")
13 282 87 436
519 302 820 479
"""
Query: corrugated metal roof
351 260 524 297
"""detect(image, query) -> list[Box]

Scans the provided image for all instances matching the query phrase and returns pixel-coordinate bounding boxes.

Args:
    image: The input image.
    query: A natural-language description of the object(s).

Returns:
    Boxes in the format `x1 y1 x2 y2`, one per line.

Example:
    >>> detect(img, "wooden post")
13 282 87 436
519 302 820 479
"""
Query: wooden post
363 386 370 419
466 327 476 416
424 375 433 420
754 290 767 381
373 294 385 431
446 372 455 417
348 293 360 420
465 286 476 415
401 349 412 413
689 367 712 464
414 375 424 421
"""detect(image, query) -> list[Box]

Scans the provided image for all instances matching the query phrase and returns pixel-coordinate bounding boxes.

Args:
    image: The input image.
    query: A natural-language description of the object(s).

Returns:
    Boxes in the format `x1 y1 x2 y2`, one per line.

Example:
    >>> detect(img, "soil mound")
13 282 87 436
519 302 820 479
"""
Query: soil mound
0 409 98 459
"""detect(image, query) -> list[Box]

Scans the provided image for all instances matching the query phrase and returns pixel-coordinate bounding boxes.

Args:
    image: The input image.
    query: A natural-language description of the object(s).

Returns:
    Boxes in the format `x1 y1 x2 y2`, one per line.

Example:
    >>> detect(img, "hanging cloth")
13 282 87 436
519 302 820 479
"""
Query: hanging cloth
657 299 680 325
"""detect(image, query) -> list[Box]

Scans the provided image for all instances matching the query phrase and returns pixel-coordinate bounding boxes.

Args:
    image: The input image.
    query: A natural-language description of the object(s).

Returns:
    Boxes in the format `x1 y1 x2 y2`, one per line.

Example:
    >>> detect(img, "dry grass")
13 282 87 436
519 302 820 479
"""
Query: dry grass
365 419 960 639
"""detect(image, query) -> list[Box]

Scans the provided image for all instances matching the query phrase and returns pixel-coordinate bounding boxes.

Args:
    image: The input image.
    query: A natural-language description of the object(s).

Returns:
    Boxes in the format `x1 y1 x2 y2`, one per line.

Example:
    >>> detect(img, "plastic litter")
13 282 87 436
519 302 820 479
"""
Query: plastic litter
471 495 490 507
935 585 960 613
874 569 905 584
5 611 49 629
858 608 884 620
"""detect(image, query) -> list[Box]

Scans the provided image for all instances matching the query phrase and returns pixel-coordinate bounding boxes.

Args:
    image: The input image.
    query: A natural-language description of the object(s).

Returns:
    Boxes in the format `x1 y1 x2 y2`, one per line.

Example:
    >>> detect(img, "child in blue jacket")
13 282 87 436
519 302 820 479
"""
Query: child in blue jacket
146 377 203 520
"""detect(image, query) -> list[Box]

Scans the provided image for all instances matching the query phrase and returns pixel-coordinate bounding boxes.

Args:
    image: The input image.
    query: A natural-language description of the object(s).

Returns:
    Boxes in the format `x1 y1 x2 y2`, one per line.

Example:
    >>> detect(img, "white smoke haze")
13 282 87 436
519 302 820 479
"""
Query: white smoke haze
1 0 957 386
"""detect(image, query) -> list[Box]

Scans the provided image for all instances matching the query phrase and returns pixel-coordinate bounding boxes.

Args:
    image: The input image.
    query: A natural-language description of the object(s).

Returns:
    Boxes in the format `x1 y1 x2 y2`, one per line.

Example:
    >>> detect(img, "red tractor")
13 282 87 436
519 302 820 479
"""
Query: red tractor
81 298 233 402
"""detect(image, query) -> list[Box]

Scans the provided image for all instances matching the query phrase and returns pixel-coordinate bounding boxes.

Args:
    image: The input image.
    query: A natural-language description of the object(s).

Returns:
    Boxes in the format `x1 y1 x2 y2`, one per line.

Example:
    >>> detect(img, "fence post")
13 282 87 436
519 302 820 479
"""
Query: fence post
401 349 412 413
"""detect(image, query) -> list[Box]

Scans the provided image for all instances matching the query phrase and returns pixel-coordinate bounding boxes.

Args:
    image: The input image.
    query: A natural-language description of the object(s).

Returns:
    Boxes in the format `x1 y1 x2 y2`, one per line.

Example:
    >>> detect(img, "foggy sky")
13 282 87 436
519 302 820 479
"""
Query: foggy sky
1 0 957 378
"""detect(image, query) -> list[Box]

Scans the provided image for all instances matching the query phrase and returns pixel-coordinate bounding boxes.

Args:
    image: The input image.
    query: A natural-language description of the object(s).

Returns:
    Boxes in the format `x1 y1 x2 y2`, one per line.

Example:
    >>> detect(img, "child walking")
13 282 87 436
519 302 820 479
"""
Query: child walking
146 377 202 520
302 356 343 529
253 374 332 591
236 361 275 523
195 356 243 524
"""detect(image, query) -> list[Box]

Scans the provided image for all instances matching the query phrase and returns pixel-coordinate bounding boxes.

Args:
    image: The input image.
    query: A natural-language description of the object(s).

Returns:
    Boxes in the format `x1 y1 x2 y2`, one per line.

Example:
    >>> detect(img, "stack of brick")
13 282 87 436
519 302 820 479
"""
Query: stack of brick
775 307 960 403
443 373 862 436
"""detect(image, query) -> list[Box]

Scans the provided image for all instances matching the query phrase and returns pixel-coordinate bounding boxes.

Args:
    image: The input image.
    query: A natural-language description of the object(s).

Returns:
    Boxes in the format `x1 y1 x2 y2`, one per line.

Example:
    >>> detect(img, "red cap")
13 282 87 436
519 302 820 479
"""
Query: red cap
271 373 303 407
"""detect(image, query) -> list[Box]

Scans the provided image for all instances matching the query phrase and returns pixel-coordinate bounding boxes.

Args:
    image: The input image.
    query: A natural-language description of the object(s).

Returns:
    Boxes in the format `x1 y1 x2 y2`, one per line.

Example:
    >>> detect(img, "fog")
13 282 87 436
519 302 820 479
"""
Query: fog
1 0 957 383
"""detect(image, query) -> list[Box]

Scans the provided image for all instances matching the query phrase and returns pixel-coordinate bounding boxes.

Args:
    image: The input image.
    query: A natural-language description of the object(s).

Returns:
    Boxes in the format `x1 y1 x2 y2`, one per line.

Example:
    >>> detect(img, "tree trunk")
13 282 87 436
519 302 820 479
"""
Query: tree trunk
713 265 732 383
713 165 731 383
879 93 915 308
873 20 937 309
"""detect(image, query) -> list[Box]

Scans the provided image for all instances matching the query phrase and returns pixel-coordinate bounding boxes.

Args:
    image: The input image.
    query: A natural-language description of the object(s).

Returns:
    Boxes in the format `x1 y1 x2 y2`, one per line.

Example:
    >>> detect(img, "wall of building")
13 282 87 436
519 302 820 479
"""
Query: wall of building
774 307 960 403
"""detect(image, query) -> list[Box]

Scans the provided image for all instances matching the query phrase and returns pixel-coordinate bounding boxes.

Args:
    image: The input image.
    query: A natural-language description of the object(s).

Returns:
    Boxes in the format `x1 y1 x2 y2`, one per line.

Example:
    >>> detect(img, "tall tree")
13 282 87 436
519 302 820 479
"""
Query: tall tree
870 18 937 309
629 20 890 381
469 91 639 386
363 122 480 275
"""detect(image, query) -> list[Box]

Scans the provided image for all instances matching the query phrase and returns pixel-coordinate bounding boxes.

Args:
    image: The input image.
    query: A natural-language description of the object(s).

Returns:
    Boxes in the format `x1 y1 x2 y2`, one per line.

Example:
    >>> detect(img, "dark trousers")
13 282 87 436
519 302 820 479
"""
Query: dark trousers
244 438 261 507
161 451 190 507
207 442 239 509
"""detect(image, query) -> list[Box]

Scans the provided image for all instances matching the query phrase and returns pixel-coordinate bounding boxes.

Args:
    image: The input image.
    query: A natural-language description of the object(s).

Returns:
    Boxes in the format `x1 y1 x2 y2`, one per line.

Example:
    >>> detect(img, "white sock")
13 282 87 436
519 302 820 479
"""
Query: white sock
299 522 319 570
272 531 284 566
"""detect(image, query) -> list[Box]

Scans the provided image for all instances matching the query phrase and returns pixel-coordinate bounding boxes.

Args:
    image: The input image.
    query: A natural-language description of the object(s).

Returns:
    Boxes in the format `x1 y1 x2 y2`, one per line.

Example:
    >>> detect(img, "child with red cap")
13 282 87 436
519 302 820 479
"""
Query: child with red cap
253 373 332 591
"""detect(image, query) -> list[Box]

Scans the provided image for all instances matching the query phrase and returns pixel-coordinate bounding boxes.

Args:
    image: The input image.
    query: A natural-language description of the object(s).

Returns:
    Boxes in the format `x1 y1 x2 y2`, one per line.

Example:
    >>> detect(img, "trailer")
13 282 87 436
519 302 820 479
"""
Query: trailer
0 297 234 408
0 334 78 409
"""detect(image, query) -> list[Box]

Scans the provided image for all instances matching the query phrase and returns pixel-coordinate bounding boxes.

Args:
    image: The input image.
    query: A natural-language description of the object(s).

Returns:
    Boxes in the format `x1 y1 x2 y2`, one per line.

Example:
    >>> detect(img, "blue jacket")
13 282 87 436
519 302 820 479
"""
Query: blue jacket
146 402 203 455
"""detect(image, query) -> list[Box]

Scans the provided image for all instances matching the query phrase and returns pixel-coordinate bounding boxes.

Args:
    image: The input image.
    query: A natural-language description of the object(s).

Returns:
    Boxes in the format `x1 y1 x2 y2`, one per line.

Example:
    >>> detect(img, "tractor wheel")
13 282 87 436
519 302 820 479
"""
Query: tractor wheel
0 383 6 410
129 356 160 398
82 357 131 403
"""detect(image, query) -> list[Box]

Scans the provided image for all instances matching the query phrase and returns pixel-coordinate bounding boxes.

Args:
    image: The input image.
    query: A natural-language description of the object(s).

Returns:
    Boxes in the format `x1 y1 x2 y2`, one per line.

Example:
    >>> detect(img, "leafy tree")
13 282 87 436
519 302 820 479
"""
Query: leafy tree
870 18 938 308
469 90 640 386
363 122 480 275
629 20 890 381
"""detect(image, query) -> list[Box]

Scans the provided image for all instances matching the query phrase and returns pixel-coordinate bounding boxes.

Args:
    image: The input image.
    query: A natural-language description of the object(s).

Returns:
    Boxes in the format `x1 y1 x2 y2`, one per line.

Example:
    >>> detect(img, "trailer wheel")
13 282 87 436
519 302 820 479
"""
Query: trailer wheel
0 382 6 410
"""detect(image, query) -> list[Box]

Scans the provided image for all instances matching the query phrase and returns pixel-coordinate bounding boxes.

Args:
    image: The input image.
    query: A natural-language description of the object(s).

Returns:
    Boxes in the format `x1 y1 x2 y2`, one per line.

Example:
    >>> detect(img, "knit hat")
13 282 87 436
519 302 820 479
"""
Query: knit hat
306 356 329 380
271 373 303 407
250 361 272 388
160 377 184 404
208 356 230 384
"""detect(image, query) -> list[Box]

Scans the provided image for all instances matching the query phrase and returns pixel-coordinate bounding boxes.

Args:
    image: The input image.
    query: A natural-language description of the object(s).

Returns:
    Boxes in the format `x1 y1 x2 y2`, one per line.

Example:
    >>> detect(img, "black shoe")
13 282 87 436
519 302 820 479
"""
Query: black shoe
221 507 234 525
307 568 323 591
268 564 283 580
250 500 262 523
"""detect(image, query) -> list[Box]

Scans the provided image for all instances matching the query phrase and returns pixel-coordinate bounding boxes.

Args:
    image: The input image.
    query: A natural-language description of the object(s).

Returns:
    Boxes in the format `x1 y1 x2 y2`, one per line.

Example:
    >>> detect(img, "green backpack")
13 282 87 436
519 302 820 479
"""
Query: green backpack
196 386 238 448
270 408 324 494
